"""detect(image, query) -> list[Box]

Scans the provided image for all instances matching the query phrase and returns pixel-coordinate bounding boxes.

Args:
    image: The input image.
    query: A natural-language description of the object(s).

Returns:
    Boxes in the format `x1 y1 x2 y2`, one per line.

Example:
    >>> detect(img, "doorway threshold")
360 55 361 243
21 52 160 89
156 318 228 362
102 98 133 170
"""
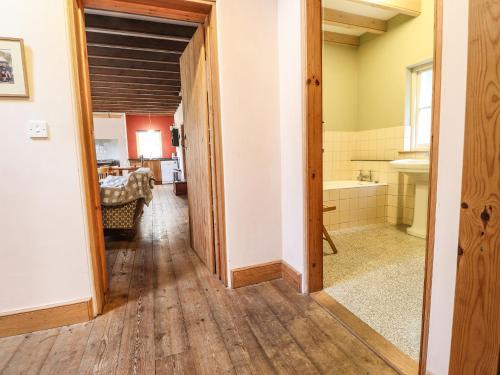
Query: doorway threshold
311 291 418 375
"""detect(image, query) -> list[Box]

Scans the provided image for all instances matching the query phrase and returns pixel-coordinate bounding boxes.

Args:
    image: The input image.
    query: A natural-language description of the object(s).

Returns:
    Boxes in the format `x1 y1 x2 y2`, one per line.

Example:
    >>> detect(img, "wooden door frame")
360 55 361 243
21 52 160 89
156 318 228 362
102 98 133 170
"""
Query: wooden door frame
449 0 500 371
68 0 227 316
305 1 443 374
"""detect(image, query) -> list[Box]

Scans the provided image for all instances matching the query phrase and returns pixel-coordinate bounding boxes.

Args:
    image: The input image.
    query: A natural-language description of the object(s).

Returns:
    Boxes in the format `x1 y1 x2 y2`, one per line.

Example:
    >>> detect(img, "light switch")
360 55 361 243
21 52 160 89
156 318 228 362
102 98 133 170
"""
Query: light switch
27 121 49 139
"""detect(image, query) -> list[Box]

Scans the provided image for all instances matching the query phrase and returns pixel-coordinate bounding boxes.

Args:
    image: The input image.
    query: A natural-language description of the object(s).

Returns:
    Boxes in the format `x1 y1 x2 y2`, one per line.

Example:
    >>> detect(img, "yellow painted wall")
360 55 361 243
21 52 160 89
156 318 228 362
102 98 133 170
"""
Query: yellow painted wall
322 43 358 132
322 0 434 132
358 0 435 131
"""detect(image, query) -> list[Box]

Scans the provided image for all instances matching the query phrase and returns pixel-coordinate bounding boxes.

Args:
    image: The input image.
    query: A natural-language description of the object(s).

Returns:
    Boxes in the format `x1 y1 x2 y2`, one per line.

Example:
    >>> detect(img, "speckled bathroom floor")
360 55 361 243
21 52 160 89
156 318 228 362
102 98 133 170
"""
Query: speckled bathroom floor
323 223 426 361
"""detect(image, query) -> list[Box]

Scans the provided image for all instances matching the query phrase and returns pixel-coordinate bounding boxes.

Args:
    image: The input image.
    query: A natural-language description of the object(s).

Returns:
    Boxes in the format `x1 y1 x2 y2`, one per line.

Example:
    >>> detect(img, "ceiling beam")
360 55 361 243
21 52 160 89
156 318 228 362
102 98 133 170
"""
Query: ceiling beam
84 14 196 41
91 89 180 97
83 0 212 23
123 112 175 115
93 105 179 110
92 98 181 105
90 81 181 91
90 74 180 86
93 109 178 114
93 101 178 106
344 0 421 17
86 32 187 53
112 112 175 115
89 66 180 80
323 8 387 34
92 92 181 100
88 57 180 72
94 108 176 112
93 101 181 107
93 104 179 108
93 113 125 118
323 31 360 47
87 46 180 63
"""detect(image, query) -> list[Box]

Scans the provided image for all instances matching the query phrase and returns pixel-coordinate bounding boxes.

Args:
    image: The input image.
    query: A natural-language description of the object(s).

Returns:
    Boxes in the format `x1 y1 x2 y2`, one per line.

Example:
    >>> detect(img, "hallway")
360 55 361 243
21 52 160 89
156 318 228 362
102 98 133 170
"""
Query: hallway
0 186 396 374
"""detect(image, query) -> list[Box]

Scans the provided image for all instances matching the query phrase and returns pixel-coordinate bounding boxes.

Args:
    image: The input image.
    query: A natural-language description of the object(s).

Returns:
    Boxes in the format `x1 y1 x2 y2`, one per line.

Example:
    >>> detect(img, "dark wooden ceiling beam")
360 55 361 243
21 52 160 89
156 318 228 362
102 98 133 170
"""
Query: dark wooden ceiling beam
121 112 175 115
84 14 197 41
91 89 180 97
84 12 192 113
92 92 181 99
86 32 187 53
88 57 180 72
93 111 178 114
90 74 180 86
93 105 179 109
89 66 180 80
93 104 179 110
87 46 180 63
93 100 179 106
94 105 181 110
92 98 181 105
93 108 179 114
90 81 181 91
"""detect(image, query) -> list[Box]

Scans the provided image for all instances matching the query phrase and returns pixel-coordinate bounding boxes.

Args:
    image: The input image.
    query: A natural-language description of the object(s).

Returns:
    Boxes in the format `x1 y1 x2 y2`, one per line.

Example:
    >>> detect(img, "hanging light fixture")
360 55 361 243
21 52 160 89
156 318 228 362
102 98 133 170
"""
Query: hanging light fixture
148 112 154 133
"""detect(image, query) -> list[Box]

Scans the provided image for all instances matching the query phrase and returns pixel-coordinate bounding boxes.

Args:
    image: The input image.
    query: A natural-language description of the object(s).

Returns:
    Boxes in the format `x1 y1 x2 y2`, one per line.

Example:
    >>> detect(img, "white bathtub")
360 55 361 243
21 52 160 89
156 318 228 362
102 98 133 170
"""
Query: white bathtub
323 180 387 190
323 180 388 231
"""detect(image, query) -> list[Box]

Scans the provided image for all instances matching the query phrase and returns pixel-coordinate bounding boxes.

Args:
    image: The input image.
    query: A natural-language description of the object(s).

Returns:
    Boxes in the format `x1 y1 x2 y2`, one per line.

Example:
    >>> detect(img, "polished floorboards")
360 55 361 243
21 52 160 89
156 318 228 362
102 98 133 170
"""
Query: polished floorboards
0 186 396 374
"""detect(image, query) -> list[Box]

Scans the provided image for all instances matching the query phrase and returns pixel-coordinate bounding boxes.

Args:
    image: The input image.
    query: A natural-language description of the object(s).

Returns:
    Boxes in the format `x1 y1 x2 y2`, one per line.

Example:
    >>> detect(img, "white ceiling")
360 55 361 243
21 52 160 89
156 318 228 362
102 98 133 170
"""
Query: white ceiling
322 0 398 20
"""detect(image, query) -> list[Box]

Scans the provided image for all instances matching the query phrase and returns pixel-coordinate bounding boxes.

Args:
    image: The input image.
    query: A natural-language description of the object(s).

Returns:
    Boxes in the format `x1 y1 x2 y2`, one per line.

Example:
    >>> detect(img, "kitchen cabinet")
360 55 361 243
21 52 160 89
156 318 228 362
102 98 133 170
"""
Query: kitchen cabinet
130 159 162 184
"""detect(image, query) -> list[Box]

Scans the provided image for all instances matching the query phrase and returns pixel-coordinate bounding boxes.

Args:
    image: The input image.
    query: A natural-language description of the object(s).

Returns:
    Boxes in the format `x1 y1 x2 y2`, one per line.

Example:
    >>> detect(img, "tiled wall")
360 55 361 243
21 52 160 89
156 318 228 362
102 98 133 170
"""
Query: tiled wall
323 185 387 231
323 126 429 228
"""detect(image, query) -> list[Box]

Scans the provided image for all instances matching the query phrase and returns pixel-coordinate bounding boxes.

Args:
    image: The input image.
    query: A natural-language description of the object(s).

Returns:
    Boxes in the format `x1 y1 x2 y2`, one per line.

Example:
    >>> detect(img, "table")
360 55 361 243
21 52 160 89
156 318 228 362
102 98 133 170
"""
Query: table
110 166 140 176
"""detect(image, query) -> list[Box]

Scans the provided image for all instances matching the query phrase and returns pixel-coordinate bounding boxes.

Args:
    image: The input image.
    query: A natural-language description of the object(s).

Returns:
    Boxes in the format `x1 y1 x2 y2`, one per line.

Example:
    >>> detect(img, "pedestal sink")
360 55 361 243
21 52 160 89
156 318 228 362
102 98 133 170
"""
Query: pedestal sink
389 159 430 238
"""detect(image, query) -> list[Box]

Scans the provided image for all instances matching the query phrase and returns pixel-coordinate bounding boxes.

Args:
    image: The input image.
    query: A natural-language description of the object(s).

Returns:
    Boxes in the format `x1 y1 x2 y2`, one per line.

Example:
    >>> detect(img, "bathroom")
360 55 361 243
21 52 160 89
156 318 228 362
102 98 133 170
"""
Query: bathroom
321 0 434 364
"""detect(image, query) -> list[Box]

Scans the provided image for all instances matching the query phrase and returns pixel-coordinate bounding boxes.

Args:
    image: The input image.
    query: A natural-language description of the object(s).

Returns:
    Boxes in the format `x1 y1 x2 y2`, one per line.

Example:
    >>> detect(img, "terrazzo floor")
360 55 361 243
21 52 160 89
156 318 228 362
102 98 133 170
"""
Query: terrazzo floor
323 223 426 361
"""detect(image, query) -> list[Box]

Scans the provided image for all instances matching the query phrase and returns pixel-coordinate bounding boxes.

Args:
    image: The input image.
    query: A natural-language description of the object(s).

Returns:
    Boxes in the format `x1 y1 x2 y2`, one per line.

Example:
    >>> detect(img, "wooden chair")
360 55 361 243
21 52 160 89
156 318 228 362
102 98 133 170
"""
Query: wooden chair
97 166 111 182
323 205 338 254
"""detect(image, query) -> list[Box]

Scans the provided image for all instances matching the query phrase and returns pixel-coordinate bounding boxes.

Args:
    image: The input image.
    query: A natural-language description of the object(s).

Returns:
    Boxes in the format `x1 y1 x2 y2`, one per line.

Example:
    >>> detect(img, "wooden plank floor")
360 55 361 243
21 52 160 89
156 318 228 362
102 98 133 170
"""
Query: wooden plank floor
0 186 397 374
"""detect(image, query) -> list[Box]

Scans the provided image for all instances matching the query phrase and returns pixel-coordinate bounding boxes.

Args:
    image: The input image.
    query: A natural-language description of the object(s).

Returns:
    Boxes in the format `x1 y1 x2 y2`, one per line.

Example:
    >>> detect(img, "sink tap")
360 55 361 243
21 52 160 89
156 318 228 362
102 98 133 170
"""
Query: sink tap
357 170 372 182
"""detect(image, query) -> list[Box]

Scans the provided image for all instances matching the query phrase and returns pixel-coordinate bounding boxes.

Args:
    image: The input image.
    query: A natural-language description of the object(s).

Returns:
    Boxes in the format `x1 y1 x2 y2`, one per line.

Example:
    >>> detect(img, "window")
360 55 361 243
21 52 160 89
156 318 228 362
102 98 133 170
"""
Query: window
410 63 433 150
136 130 162 159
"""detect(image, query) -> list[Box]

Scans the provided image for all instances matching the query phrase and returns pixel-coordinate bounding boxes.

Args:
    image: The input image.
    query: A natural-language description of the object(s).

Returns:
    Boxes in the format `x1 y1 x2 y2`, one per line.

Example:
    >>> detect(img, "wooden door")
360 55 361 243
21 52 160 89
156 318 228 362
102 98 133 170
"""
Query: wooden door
180 26 215 271
449 1 500 373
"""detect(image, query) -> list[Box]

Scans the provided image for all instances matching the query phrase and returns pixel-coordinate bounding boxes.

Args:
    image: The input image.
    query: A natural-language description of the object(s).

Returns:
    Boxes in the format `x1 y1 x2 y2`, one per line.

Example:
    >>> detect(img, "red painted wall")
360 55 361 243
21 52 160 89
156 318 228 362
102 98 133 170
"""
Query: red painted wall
126 115 176 159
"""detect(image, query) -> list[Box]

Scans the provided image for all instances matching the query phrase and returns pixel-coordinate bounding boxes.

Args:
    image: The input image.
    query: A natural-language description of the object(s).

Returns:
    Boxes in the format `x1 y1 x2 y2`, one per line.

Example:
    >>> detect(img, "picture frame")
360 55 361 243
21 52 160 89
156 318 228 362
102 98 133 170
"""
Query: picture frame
0 37 29 98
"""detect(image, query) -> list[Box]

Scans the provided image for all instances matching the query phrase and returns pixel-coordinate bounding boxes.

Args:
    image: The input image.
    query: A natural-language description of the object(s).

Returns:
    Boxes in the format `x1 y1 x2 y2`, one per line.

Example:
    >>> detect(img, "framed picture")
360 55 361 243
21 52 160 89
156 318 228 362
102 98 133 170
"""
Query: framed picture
0 38 29 98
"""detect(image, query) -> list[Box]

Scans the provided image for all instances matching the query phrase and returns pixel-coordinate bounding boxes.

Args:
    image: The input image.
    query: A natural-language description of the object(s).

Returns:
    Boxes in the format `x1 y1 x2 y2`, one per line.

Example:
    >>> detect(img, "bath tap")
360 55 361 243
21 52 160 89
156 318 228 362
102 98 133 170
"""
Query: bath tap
357 170 372 182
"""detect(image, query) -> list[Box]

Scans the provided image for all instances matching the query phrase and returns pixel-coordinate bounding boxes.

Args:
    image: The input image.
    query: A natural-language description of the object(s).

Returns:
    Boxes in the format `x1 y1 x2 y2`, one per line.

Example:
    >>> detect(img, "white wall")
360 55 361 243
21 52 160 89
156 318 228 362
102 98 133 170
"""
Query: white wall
174 103 185 180
0 0 92 314
426 0 469 373
216 0 283 276
93 114 129 166
277 0 306 289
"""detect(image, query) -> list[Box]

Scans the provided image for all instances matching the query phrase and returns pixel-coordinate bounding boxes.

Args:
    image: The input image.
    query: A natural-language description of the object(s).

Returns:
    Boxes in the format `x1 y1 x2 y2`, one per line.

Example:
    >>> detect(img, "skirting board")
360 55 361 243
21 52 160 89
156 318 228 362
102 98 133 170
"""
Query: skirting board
0 299 92 338
231 260 302 292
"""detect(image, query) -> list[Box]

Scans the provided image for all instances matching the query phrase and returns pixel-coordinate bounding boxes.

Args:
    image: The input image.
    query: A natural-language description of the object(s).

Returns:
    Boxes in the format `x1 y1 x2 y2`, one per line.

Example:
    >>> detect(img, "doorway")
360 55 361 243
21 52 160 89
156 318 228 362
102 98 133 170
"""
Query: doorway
305 0 443 374
68 0 226 316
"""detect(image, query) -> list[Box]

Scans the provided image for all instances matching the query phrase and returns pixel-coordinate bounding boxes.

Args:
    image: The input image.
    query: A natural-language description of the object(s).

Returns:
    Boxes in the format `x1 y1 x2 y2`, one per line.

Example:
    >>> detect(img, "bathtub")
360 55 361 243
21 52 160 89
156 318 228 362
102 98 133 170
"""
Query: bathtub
323 180 385 190
323 180 388 231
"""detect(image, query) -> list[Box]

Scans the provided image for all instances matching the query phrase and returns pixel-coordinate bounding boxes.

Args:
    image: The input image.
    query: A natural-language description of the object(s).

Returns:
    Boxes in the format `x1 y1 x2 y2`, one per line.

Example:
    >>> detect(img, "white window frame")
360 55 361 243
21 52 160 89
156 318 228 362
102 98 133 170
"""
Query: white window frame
136 130 162 159
410 62 433 151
